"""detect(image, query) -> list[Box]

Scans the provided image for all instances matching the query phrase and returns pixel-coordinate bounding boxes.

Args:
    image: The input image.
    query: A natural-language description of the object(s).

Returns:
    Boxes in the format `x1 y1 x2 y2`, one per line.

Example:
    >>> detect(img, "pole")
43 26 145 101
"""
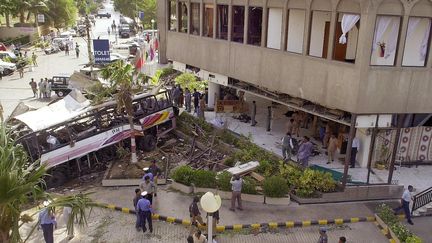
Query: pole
207 213 213 243
85 15 94 72
387 114 404 184
366 115 380 184
341 113 357 190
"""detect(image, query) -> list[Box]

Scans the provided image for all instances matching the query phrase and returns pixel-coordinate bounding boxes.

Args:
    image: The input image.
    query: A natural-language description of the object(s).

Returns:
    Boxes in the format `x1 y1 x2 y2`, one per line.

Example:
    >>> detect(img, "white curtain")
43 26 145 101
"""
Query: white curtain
339 14 360 44
420 18 431 61
407 17 421 37
372 16 392 51
385 18 400 59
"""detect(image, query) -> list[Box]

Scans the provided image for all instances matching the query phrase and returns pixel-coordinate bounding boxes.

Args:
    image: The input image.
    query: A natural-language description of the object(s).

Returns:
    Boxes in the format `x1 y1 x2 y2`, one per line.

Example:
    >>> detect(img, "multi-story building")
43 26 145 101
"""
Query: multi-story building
157 0 432 185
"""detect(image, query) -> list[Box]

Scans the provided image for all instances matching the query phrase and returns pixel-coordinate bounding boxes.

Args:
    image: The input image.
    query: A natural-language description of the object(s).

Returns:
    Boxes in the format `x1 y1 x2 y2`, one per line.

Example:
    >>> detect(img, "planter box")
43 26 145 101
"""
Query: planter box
242 193 264 203
375 214 401 243
265 195 291 205
193 186 264 203
171 181 193 194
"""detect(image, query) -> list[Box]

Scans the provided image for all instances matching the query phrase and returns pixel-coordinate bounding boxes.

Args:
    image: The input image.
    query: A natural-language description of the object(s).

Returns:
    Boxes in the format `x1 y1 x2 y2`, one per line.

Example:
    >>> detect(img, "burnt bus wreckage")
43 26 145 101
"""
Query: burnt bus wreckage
9 90 177 187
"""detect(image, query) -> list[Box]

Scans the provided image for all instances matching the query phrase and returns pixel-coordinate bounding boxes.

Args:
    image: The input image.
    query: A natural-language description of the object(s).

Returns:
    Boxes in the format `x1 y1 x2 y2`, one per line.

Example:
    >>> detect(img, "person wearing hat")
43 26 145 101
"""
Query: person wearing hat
318 227 328 243
142 167 154 181
136 191 153 233
38 200 57 243
149 160 162 197
140 176 156 204
189 196 205 226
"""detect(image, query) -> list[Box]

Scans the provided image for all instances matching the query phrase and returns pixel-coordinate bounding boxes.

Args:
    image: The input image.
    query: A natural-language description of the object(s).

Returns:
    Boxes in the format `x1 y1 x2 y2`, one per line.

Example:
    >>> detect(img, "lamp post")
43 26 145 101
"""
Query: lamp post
151 19 155 39
200 192 221 243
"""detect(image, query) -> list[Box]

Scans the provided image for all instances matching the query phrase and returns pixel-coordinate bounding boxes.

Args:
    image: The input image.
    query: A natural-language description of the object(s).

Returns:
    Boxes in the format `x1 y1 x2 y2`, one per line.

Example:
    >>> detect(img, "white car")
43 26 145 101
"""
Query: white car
0 60 17 75
0 51 18 62
110 53 127 62
68 29 77 37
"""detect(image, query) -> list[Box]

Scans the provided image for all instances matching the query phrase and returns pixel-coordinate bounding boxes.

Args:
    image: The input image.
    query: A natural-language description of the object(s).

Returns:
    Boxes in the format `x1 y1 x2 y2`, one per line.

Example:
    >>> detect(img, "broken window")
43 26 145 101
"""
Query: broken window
286 9 305 53
179 2 188 33
402 17 431 67
308 11 331 58
232 6 245 43
190 3 200 35
248 7 263 46
168 0 177 31
203 4 214 38
370 16 401 66
333 13 360 63
217 5 228 40
266 8 283 49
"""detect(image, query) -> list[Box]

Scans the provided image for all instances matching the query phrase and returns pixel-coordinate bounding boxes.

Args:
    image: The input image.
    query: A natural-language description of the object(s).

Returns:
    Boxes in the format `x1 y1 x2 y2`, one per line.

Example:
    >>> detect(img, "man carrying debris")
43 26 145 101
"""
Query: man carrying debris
189 196 206 226
230 175 243 211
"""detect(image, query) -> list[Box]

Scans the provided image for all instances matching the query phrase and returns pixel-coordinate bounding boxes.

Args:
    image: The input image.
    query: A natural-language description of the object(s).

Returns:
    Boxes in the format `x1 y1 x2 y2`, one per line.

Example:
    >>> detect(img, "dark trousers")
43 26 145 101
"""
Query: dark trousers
147 194 153 205
140 211 153 232
350 147 358 167
394 200 412 222
135 211 141 229
41 223 54 243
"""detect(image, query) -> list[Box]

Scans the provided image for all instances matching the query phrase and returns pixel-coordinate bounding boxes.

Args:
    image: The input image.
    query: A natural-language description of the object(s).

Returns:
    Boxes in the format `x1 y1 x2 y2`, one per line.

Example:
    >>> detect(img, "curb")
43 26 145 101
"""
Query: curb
374 221 398 243
95 203 385 232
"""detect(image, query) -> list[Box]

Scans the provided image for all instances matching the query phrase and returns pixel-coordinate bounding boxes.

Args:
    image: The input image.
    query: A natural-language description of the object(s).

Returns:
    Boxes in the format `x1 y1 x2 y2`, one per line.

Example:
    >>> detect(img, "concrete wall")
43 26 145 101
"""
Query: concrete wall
0 27 38 42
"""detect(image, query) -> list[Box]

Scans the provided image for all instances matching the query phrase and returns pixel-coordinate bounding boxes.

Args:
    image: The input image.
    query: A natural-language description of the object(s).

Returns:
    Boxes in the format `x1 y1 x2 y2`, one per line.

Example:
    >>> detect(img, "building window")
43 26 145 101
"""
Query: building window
266 8 283 49
286 9 305 54
203 4 214 38
332 13 360 63
190 3 200 35
248 7 263 46
168 0 177 31
402 17 431 67
179 2 188 33
217 5 228 40
308 11 331 58
232 6 245 43
370 16 401 66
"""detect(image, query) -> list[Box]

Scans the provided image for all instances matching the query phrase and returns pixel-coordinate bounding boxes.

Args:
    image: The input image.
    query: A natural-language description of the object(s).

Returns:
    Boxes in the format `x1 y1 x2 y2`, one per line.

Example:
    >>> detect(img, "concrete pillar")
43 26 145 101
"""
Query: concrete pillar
207 81 220 109
157 0 168 64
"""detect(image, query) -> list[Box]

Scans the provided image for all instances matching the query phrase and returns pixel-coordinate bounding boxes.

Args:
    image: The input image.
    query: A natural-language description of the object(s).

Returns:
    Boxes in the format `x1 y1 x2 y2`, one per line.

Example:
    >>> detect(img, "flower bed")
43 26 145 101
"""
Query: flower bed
376 204 423 243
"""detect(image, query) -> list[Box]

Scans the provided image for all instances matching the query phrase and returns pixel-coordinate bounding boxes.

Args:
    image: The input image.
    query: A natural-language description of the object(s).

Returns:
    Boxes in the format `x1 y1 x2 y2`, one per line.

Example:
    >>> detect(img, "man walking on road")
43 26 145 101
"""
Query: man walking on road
317 227 328 243
230 175 243 211
18 66 24 78
75 46 80 58
29 78 37 97
394 185 414 225
38 201 57 243
137 191 153 233
251 101 257 126
297 136 313 167
45 79 52 98
38 78 45 99
189 196 205 226
32 52 38 66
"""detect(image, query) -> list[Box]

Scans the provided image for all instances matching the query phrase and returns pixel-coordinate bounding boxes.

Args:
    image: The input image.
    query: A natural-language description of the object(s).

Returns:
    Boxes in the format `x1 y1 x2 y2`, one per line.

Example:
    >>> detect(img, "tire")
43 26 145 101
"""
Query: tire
140 134 156 152
56 90 65 97
3 69 12 75
46 170 67 188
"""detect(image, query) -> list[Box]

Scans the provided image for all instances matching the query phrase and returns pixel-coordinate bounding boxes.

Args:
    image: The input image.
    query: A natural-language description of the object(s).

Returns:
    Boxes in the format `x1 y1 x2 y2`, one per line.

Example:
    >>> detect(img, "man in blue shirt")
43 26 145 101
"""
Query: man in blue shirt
137 191 153 233
142 167 154 181
38 201 57 243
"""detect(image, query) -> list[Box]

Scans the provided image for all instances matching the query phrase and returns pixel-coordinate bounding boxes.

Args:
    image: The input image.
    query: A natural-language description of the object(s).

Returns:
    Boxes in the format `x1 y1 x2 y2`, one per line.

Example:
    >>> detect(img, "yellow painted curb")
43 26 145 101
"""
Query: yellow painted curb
335 218 344 225
318 220 327 225
152 214 160 220
233 224 243 230
216 225 225 232
350 217 359 223
121 208 130 213
166 217 176 223
182 219 191 225
107 204 116 209
367 216 375 222
286 221 294 228
302 221 311 227
268 222 278 228
251 224 261 229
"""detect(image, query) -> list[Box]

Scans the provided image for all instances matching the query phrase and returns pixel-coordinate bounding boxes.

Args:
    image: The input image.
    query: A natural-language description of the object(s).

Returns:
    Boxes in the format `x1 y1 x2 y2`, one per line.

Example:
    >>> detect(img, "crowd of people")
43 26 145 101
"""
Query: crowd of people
28 77 53 99
171 85 207 119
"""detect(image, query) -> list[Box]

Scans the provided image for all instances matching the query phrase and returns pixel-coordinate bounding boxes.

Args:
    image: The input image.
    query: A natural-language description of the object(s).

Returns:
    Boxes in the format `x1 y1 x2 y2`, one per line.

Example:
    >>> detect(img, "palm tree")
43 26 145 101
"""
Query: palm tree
101 60 139 164
23 0 48 27
0 124 96 242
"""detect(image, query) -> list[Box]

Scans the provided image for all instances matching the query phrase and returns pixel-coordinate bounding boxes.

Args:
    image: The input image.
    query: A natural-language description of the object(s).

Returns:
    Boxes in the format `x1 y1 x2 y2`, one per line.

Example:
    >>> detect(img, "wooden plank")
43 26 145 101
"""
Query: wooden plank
250 172 265 182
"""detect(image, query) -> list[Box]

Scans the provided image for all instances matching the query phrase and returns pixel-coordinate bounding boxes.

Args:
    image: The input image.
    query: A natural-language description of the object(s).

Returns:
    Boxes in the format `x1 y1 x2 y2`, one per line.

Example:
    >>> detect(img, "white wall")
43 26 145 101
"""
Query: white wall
402 17 431 67
370 16 400 66
287 9 305 53
267 8 283 49
309 11 331 58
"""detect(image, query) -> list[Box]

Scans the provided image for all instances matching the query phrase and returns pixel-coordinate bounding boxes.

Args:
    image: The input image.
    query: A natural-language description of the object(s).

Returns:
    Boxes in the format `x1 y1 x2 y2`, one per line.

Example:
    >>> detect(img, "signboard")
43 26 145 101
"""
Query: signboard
37 14 45 23
138 11 144 20
216 100 248 113
355 115 393 128
92 39 110 64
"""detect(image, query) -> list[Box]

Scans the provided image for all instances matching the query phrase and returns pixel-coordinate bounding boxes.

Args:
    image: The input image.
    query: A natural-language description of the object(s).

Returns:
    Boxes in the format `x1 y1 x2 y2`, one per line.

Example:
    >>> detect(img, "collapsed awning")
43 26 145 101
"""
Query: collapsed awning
14 90 91 132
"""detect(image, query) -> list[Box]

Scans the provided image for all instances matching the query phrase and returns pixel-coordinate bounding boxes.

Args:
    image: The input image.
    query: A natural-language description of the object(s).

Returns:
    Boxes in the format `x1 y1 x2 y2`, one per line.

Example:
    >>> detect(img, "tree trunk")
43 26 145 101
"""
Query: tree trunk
19 10 25 23
5 13 10 27
128 116 138 163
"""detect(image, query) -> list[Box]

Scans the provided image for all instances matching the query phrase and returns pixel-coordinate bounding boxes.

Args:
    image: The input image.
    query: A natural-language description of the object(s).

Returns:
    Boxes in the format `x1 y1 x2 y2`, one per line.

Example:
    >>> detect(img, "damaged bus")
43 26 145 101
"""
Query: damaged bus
9 89 176 187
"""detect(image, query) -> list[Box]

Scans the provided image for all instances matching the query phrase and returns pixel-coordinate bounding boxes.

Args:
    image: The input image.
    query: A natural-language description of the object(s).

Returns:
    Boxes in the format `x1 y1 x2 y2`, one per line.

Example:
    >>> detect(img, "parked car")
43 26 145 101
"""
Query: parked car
51 38 68 50
0 60 17 75
119 25 131 38
0 51 18 62
109 53 128 63
68 29 77 37
50 75 71 97
96 12 111 18
44 45 61 55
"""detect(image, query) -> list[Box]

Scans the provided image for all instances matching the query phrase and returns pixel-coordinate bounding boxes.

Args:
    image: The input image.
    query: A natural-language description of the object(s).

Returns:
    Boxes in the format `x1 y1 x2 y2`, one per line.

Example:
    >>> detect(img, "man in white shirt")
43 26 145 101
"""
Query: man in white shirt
230 175 243 211
350 137 360 168
393 185 414 225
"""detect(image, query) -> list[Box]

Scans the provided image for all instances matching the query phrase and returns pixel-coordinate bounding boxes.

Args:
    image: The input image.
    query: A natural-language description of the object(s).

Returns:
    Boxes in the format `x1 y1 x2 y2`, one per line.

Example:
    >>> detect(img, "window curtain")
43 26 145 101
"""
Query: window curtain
407 17 421 37
339 14 360 44
372 16 392 51
385 19 400 59
420 18 431 61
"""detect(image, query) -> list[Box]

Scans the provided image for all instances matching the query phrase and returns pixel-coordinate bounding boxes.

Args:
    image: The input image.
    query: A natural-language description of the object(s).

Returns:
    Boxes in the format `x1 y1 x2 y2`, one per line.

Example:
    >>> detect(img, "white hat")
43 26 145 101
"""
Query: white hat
143 167 149 171
141 191 148 196
43 200 51 207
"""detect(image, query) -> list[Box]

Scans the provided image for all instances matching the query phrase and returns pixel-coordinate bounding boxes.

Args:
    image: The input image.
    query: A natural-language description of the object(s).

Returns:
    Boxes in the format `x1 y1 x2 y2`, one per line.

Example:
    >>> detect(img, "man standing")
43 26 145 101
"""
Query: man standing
137 191 153 233
149 160 162 197
317 227 328 243
38 201 57 243
286 118 294 134
297 136 313 167
75 46 80 58
393 185 414 225
198 95 206 120
18 66 24 78
193 89 200 114
189 196 205 226
32 52 38 66
142 168 154 181
140 176 156 205
185 88 192 112
38 78 45 99
350 137 360 168
229 175 243 211
42 79 49 98
282 132 294 161
29 78 37 98
266 106 272 132
133 188 142 230
327 134 338 164
251 101 257 126
172 85 180 107
45 79 52 98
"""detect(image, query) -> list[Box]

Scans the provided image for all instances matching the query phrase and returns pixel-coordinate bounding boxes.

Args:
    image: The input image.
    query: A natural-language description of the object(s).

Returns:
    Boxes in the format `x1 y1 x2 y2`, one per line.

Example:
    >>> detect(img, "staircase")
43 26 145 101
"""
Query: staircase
412 187 432 216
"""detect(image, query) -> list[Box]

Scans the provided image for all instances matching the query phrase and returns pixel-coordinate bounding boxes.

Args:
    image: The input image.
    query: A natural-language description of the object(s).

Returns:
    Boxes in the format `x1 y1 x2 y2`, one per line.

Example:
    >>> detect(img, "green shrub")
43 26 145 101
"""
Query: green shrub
192 170 217 188
263 176 289 198
242 177 257 195
171 165 195 186
376 204 421 242
390 223 413 242
216 171 232 191
376 204 399 226
406 235 423 243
